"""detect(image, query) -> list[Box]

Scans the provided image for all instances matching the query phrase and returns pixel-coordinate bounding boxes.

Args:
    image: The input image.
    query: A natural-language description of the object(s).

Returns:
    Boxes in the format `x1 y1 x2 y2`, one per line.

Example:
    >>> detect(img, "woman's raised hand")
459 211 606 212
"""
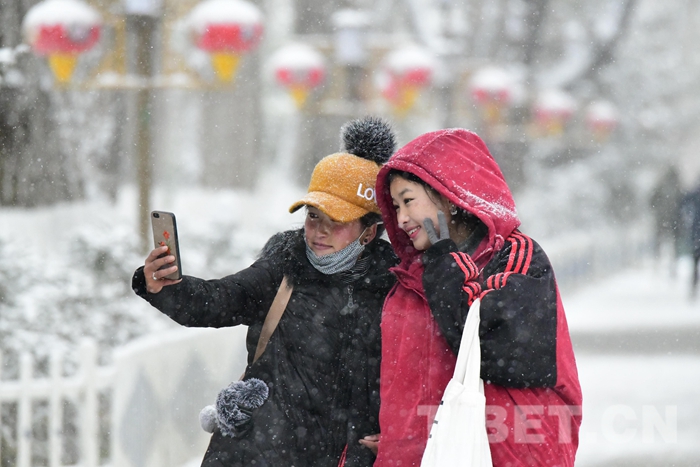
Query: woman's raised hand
423 210 450 245
144 245 181 293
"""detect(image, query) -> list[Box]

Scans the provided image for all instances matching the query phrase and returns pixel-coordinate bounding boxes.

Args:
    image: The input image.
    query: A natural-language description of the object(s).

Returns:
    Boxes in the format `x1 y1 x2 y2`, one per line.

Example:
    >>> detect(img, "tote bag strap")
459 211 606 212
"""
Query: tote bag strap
253 276 293 363
452 299 482 391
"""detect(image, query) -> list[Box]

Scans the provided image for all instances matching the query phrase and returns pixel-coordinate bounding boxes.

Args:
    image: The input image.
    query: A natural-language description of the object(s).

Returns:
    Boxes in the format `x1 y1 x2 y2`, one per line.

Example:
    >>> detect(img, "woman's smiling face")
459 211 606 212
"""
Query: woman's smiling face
390 176 446 251
304 206 364 256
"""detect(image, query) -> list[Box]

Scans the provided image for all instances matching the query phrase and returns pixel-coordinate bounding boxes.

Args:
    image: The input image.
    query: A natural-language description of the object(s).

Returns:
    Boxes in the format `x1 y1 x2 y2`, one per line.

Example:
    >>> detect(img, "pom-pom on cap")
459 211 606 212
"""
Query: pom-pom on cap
289 116 396 223
341 116 396 164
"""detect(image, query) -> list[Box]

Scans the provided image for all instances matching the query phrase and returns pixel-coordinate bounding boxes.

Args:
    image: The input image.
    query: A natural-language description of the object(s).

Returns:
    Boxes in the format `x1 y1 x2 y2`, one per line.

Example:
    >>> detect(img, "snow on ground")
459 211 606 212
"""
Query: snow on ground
2 179 700 466
565 256 700 332
565 256 700 466
0 173 307 364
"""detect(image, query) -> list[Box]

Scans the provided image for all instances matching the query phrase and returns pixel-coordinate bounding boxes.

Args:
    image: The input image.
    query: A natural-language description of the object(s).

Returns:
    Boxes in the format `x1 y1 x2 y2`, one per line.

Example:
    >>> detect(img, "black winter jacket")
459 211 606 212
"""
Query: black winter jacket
132 229 397 467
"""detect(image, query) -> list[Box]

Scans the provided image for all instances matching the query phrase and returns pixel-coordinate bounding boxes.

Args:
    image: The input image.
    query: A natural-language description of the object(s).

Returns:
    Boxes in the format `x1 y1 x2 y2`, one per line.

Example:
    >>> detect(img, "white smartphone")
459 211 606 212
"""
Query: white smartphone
151 211 182 280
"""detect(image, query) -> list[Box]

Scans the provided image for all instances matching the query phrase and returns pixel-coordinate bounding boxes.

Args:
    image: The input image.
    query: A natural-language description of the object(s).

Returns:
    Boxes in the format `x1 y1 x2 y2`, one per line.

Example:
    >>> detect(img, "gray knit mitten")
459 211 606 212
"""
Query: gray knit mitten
199 378 269 438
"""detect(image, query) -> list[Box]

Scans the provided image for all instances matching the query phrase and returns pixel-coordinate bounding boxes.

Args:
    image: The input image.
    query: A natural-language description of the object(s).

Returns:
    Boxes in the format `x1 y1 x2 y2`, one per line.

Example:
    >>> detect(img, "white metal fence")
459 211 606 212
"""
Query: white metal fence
0 340 111 467
0 326 247 467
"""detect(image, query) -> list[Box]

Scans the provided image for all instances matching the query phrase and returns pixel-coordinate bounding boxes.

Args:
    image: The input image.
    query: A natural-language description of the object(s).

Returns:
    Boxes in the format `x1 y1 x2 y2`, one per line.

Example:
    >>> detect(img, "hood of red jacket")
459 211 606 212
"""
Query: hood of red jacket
376 128 520 266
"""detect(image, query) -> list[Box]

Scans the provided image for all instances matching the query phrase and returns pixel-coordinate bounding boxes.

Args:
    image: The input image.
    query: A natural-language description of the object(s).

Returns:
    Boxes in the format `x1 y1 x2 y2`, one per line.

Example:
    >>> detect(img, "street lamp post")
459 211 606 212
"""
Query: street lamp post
131 15 157 253
123 0 161 252
331 9 369 103
18 0 285 254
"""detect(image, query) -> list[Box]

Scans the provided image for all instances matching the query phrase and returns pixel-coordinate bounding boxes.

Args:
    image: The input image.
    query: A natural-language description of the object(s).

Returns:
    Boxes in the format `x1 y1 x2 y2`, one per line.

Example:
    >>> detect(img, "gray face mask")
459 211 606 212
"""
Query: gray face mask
305 230 367 275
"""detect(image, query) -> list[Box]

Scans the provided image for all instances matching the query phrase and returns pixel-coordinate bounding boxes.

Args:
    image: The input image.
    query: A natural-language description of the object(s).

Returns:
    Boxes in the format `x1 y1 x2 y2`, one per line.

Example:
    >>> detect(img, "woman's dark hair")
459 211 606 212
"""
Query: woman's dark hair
388 170 439 201
387 169 481 231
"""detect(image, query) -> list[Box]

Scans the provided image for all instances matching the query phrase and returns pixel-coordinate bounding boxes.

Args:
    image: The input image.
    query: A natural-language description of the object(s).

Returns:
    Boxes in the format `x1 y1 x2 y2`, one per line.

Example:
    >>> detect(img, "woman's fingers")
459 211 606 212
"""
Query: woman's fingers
152 255 176 271
423 209 450 245
144 246 178 294
424 211 450 246
359 434 380 455
146 245 169 262
423 218 439 245
154 263 178 278
146 269 180 294
436 210 450 240
145 276 163 294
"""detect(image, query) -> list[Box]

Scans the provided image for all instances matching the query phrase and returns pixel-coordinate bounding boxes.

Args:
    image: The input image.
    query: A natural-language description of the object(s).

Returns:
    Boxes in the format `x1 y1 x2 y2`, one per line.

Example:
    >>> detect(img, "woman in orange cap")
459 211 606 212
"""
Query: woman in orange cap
133 117 398 466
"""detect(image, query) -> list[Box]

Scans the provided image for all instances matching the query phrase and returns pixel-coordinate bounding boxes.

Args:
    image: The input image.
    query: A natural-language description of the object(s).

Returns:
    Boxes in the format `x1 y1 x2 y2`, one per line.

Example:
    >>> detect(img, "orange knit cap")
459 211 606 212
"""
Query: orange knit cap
289 152 382 223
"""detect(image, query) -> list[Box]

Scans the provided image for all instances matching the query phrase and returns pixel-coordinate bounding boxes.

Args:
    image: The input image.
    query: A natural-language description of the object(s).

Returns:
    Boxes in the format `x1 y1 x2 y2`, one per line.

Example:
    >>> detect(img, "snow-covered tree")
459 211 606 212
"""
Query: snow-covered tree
1 0 122 207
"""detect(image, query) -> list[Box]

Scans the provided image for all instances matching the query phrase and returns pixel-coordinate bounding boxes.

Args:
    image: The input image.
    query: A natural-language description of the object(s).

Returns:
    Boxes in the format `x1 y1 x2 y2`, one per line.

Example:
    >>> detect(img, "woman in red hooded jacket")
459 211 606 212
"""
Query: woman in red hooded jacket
368 129 582 466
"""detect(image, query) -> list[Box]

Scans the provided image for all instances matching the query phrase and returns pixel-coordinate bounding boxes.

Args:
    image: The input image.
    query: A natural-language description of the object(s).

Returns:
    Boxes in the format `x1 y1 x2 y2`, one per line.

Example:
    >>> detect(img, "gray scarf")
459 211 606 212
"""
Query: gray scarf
305 235 367 275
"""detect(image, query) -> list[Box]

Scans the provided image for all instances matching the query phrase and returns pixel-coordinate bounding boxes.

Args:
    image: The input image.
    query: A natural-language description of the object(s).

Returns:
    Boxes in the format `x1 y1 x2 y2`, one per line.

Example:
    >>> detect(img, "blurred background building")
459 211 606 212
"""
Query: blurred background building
2 0 699 243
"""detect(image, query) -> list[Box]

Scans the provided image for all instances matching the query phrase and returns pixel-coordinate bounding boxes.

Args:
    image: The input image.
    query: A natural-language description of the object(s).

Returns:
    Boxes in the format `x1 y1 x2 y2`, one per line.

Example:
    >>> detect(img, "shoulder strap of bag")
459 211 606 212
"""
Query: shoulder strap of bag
253 276 293 363
453 298 482 391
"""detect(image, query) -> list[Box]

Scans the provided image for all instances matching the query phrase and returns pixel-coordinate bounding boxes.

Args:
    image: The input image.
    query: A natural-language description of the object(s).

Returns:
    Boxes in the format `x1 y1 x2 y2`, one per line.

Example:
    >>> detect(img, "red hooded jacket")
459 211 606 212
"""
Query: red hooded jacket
374 129 582 467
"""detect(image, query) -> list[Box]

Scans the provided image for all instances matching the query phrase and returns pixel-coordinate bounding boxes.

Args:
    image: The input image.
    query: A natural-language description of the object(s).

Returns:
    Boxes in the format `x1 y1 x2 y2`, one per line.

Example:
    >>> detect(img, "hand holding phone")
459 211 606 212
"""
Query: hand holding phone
145 211 183 292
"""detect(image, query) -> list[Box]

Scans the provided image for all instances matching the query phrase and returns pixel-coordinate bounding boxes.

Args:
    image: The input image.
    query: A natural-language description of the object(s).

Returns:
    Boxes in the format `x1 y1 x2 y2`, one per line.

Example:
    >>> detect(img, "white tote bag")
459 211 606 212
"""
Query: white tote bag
421 299 493 467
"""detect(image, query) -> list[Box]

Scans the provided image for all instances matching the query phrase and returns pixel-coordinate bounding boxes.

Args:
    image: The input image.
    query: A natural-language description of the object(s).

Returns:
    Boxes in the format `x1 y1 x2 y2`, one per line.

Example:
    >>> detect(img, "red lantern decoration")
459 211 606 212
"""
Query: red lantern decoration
187 0 264 83
269 43 326 109
533 89 577 137
378 45 435 116
469 66 514 125
22 0 101 84
585 100 619 142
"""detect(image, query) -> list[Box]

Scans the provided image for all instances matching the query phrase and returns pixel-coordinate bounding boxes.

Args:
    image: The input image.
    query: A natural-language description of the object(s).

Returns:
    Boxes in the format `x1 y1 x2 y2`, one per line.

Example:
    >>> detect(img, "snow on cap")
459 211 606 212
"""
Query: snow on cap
289 153 382 222
290 116 395 223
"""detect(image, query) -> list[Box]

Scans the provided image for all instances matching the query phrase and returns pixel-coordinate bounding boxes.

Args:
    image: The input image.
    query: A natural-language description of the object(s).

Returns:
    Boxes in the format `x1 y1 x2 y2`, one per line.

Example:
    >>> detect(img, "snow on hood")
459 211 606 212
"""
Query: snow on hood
376 128 520 265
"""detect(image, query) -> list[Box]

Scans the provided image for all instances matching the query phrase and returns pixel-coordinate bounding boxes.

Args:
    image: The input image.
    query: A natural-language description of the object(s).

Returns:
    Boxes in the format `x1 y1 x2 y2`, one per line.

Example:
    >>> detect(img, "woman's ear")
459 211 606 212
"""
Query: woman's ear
362 224 378 244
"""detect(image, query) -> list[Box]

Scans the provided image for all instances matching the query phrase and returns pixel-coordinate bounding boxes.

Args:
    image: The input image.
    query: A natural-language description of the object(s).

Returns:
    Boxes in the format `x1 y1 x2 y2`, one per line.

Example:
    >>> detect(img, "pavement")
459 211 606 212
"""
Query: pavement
563 256 700 466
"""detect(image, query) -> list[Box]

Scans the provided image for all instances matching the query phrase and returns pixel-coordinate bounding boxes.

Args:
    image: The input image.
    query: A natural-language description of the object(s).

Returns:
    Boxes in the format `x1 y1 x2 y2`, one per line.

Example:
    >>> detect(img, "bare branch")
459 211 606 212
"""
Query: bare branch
522 0 551 66
582 0 638 81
